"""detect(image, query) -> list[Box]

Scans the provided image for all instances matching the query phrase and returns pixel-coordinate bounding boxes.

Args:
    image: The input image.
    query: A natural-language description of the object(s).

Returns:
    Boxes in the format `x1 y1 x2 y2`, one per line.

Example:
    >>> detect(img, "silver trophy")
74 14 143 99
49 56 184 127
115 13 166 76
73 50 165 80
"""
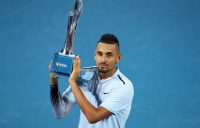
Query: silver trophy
50 0 83 76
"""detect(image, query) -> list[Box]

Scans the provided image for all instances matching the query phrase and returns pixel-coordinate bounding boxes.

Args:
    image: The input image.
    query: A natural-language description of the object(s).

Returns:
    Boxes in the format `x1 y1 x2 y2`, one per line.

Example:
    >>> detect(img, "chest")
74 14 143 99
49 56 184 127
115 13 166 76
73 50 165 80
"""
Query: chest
96 82 119 102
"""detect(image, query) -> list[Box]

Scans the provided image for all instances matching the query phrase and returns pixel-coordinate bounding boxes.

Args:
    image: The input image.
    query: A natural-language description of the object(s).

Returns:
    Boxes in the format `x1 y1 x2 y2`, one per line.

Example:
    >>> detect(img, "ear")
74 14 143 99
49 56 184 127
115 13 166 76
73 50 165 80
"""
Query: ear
94 51 97 59
116 53 122 64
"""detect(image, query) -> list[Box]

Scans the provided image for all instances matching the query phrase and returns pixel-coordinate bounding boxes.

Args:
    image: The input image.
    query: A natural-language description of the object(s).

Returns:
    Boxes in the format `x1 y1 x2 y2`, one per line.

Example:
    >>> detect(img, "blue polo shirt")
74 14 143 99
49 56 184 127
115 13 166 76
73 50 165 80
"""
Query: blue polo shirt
62 67 134 128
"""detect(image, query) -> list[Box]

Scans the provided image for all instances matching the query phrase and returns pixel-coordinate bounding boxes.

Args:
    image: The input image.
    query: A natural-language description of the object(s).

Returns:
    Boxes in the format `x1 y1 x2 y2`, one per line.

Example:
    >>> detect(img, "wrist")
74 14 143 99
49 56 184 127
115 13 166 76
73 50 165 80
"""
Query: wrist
50 79 58 85
50 74 58 85
50 83 58 88
50 81 58 86
69 78 77 86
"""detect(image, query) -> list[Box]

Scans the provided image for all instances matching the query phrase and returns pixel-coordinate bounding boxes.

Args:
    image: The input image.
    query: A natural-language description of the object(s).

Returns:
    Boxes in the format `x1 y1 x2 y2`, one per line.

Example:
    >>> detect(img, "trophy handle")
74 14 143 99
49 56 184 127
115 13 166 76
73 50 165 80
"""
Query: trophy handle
62 0 83 55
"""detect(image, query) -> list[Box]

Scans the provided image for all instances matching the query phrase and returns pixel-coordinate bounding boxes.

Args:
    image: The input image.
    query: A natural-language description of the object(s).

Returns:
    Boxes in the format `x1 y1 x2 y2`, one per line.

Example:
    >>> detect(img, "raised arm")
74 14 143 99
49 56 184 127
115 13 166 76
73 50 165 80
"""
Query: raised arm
49 72 74 119
69 56 112 123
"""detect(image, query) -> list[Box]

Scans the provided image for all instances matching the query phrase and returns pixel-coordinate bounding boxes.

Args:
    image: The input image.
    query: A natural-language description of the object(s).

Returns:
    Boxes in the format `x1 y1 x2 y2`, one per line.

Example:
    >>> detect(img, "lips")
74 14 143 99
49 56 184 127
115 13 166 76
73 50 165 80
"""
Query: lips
99 64 107 67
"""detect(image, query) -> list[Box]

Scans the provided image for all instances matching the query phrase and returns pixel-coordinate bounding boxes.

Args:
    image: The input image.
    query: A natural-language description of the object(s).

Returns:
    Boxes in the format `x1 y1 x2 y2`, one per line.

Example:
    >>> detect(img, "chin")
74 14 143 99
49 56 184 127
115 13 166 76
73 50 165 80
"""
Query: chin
97 68 108 73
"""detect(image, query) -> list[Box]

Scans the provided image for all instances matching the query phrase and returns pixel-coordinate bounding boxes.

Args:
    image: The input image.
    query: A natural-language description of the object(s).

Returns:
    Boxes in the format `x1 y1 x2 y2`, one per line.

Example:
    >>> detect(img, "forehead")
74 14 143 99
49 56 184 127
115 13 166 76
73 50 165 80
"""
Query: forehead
95 42 118 53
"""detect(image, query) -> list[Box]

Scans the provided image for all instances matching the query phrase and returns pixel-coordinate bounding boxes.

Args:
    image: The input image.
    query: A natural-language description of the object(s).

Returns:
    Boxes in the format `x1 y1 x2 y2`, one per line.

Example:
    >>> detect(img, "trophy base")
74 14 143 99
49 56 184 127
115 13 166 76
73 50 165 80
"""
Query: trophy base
50 52 75 76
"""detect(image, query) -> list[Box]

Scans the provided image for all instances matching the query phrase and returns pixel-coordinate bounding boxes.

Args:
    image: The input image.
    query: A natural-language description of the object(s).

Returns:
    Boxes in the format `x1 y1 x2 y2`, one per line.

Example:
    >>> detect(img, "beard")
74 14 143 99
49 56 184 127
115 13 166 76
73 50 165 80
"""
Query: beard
97 63 109 73
97 68 109 73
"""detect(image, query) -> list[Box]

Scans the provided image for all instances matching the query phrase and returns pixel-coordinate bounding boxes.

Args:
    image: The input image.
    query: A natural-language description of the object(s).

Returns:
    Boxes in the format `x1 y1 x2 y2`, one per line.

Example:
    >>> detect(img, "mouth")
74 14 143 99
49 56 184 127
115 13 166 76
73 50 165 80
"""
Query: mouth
99 64 108 68
97 64 109 73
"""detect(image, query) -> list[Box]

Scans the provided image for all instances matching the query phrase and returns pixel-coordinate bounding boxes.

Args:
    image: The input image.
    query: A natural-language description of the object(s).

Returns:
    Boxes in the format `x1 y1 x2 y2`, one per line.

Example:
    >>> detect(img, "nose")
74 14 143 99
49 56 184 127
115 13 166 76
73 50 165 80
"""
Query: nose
100 55 107 63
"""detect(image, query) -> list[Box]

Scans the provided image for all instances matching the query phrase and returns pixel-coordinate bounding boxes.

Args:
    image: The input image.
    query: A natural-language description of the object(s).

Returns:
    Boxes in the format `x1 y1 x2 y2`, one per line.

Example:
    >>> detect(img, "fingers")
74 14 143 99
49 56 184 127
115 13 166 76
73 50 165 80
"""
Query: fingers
69 56 81 83
48 64 51 71
49 63 59 78
73 56 81 70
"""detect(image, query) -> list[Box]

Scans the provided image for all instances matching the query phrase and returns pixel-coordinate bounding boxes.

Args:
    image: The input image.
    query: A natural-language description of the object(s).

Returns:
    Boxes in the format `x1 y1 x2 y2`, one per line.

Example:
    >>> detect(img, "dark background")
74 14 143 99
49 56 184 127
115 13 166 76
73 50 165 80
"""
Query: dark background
0 0 200 127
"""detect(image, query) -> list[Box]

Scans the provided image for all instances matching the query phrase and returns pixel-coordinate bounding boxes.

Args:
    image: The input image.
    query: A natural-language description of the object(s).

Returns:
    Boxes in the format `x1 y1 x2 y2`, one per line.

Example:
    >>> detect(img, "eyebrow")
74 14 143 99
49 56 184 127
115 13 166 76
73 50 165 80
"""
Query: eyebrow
97 51 114 57
97 51 113 54
106 52 113 55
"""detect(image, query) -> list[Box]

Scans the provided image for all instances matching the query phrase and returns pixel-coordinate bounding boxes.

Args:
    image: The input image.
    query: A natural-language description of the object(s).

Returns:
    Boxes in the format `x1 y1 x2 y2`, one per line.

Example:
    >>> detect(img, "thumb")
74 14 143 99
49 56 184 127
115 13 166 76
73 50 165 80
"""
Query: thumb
73 56 81 69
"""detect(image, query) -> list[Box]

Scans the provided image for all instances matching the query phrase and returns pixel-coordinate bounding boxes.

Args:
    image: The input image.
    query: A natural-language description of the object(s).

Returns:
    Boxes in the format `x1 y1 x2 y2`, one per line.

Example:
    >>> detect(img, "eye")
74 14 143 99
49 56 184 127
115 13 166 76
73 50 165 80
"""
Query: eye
107 53 113 58
97 52 102 56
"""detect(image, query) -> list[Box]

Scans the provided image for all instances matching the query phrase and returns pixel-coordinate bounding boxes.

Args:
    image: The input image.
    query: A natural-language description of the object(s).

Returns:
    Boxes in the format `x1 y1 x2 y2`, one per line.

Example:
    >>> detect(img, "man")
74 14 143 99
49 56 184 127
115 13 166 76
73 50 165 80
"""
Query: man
49 33 134 128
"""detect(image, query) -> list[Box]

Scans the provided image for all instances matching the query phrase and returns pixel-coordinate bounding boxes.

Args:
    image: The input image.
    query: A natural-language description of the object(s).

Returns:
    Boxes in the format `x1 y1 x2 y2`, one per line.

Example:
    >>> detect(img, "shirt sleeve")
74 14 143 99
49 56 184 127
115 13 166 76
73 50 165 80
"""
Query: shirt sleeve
62 86 76 103
62 67 98 102
100 84 134 115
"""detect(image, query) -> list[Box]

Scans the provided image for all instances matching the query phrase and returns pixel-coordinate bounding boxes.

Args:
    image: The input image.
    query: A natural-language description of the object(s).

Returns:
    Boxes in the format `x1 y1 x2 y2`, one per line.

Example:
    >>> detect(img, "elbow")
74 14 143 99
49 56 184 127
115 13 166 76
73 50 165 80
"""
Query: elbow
54 113 65 119
52 110 67 119
88 118 99 124
55 116 63 120
86 108 106 124
87 114 100 124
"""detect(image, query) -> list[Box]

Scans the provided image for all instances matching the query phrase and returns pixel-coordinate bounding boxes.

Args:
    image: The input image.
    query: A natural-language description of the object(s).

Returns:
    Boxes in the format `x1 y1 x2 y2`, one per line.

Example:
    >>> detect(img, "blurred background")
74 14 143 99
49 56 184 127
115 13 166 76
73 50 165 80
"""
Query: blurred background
0 0 200 128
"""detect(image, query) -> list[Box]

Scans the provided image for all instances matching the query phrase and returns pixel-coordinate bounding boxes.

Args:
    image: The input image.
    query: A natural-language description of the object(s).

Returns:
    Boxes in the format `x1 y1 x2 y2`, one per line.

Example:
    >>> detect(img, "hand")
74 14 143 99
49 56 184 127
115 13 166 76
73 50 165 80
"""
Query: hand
69 56 81 84
48 64 58 86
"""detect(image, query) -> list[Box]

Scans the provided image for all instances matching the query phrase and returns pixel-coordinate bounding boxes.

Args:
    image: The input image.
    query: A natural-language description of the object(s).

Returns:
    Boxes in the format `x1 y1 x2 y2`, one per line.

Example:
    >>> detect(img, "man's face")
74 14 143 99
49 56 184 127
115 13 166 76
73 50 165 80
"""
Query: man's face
94 42 121 74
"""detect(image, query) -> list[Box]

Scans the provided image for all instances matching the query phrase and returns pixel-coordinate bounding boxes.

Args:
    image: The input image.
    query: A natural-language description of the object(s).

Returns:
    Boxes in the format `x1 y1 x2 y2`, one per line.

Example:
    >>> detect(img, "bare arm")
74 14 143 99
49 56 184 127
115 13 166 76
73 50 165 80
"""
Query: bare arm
69 56 112 124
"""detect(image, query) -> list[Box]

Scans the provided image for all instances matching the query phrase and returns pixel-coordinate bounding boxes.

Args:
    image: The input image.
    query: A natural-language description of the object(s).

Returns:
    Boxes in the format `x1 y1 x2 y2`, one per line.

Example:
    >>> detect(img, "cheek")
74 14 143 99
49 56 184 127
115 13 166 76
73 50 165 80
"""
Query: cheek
94 56 100 63
108 58 117 65
94 54 97 61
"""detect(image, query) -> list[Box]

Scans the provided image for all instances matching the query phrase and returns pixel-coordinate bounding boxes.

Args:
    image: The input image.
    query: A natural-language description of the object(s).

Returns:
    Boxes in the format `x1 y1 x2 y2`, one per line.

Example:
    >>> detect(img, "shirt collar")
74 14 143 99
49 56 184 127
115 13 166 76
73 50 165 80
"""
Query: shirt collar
98 68 120 84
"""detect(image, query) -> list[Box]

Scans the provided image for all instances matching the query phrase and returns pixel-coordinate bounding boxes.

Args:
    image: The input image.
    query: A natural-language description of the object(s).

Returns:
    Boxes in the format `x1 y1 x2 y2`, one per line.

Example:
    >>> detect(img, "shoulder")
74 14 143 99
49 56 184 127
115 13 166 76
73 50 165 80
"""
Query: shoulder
114 70 134 90
109 71 134 99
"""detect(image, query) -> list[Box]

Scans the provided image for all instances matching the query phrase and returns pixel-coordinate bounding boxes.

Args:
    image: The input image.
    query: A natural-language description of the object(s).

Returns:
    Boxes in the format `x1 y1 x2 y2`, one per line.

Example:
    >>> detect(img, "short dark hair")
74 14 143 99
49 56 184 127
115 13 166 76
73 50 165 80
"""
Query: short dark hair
97 33 120 52
97 33 120 48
